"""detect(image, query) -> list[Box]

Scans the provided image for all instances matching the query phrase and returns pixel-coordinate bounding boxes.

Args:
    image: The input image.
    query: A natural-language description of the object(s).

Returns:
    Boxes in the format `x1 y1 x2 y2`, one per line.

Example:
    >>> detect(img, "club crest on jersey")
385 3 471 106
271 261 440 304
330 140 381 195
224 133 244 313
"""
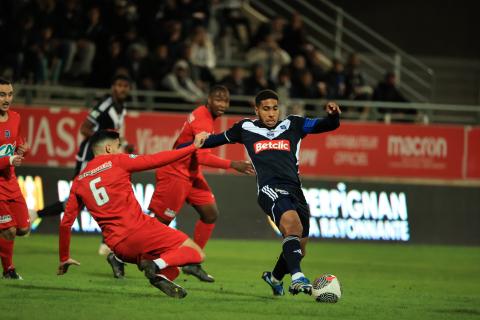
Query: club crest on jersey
0 143 16 157
280 125 286 130
254 140 290 154
4 130 10 138
267 131 274 138
0 215 12 224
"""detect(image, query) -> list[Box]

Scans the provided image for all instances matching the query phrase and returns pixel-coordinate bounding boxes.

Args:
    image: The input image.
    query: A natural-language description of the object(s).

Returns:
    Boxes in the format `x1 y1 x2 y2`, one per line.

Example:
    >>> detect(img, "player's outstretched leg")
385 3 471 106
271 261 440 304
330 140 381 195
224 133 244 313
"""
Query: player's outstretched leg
182 264 214 282
106 253 125 279
262 271 284 296
139 260 187 299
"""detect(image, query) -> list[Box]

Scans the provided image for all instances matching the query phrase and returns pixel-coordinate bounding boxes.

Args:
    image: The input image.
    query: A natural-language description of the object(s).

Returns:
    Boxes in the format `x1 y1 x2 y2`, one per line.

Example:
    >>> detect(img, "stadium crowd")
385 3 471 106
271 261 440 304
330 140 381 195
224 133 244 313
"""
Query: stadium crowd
0 0 408 111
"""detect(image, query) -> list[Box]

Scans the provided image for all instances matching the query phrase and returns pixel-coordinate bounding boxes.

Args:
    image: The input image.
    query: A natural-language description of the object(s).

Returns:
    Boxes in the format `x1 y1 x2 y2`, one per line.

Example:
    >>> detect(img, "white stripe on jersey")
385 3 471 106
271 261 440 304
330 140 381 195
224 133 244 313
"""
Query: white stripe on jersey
241 119 291 140
98 97 112 112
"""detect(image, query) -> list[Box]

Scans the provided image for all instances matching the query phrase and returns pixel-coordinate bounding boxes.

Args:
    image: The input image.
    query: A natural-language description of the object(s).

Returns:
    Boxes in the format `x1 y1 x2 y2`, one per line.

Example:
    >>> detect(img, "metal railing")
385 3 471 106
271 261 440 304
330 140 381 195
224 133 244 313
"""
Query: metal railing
248 0 435 102
14 84 480 125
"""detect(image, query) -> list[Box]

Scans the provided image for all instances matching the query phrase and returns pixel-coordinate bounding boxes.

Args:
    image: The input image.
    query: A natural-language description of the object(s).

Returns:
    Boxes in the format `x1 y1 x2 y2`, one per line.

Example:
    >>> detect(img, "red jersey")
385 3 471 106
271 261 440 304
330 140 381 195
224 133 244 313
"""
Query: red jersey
0 110 24 200
59 145 196 262
157 105 231 180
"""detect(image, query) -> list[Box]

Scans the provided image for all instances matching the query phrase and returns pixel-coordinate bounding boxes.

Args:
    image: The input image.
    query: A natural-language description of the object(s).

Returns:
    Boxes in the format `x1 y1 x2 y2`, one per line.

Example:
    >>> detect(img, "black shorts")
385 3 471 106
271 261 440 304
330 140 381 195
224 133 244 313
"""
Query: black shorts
257 184 310 238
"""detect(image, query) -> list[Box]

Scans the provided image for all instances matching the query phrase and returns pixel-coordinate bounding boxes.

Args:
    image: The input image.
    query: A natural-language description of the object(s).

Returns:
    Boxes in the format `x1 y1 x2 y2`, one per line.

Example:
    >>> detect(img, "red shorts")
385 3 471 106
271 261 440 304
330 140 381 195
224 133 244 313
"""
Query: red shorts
112 218 189 264
148 174 215 222
0 196 29 230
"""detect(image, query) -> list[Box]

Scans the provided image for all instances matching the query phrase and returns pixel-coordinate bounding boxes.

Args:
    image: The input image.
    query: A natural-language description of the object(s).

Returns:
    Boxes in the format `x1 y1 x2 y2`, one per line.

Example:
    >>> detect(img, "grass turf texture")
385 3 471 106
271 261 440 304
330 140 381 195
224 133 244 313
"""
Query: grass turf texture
1 235 479 320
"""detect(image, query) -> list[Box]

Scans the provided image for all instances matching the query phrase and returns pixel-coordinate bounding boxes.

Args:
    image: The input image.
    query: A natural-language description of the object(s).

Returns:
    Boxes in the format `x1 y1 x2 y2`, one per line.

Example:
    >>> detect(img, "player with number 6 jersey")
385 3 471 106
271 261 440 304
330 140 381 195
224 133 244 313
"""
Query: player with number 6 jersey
59 130 210 298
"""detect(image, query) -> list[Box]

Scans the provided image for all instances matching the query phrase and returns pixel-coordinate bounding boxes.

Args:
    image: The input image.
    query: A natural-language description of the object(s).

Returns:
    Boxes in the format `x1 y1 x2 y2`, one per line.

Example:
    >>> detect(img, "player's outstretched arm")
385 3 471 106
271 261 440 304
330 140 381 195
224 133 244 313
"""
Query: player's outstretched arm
121 132 209 172
302 102 341 134
0 155 24 169
59 188 82 274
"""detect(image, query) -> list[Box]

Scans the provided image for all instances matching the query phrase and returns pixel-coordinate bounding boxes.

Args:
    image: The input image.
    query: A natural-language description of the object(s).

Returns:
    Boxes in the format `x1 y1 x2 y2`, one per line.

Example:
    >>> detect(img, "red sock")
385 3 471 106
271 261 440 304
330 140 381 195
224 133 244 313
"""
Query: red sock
0 237 14 272
159 266 180 281
160 246 202 267
194 220 215 249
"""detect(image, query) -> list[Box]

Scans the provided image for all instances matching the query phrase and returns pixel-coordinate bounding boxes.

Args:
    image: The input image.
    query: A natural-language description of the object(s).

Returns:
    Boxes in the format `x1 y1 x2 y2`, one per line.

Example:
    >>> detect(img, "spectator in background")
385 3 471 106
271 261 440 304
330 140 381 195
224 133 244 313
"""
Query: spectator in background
280 12 307 57
162 59 204 103
325 58 347 99
373 72 416 119
245 64 275 96
291 70 326 102
31 25 63 84
276 66 293 118
89 38 127 88
56 0 96 79
289 55 308 87
306 49 329 83
251 16 286 48
373 72 407 102
345 53 372 100
246 34 291 83
190 26 216 85
139 44 171 90
220 66 246 96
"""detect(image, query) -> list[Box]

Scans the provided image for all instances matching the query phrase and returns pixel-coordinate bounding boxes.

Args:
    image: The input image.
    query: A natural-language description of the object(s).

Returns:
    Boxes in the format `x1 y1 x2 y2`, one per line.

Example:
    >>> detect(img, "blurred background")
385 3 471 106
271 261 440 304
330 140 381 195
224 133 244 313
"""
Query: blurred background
2 0 479 245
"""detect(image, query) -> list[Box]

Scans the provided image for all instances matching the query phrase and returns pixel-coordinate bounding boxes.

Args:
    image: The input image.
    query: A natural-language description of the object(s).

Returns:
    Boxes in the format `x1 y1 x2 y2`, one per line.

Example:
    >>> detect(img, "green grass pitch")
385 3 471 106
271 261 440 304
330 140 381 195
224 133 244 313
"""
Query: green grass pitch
1 234 479 320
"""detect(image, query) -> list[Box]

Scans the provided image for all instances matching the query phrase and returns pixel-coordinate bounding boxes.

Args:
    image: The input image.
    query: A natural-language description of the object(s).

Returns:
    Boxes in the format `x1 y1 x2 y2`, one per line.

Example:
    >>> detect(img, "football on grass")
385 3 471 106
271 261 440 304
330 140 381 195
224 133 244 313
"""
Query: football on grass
312 273 342 303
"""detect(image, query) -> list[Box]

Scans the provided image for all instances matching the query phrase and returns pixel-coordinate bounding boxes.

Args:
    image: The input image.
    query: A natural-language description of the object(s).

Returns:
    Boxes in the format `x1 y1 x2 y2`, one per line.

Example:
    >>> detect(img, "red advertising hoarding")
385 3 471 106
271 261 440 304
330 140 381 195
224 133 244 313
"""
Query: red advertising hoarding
14 106 480 180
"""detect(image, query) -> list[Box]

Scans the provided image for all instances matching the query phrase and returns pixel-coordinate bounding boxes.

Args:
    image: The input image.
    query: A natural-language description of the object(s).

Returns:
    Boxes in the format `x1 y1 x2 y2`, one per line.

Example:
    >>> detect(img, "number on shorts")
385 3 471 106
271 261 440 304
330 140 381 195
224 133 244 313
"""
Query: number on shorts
89 177 110 206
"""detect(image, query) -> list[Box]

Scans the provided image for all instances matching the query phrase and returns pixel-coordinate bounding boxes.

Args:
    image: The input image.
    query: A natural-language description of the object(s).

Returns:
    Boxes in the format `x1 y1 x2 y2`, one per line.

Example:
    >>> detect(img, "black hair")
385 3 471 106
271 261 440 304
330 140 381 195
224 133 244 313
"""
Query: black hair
208 85 229 97
111 74 132 85
0 78 12 85
255 89 278 106
89 130 120 149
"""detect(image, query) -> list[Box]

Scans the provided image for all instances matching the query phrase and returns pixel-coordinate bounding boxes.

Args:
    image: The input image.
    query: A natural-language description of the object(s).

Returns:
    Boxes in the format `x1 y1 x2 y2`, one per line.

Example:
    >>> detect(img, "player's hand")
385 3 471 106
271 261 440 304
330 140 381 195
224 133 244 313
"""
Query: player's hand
17 141 29 156
231 160 255 175
9 155 24 167
194 132 209 148
57 258 81 275
325 102 341 115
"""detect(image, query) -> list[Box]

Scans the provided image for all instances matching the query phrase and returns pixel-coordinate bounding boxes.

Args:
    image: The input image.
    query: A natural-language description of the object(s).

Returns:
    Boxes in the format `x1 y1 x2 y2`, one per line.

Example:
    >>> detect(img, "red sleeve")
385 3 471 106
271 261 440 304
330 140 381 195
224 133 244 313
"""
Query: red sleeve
59 185 82 262
119 144 197 172
196 151 231 169
0 157 10 170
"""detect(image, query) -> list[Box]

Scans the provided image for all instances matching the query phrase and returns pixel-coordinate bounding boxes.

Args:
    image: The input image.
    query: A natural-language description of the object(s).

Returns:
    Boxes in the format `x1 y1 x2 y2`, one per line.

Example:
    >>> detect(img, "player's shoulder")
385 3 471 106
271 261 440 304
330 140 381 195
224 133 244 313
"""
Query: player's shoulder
236 118 255 127
93 95 114 111
8 110 21 120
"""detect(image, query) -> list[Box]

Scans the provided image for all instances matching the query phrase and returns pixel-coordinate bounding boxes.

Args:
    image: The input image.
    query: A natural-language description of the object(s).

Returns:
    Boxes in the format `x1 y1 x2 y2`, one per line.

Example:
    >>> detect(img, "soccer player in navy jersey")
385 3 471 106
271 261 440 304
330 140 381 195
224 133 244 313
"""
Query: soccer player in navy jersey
182 89 341 296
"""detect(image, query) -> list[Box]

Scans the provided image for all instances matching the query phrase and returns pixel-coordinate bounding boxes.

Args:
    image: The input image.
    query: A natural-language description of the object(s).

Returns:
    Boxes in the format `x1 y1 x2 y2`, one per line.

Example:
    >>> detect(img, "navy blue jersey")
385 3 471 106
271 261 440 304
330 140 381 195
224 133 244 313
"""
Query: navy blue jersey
211 114 340 190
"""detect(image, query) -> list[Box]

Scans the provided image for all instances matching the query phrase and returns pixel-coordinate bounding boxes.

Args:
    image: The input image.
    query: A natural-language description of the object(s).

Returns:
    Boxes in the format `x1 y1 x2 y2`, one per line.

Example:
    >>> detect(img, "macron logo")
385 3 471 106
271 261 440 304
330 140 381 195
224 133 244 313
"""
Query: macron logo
254 140 291 154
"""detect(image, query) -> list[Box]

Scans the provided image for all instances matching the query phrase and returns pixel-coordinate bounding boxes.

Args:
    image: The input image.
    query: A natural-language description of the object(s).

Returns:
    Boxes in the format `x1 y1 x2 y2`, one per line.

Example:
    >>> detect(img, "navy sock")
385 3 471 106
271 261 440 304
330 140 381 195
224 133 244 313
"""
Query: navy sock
272 253 288 281
282 235 303 275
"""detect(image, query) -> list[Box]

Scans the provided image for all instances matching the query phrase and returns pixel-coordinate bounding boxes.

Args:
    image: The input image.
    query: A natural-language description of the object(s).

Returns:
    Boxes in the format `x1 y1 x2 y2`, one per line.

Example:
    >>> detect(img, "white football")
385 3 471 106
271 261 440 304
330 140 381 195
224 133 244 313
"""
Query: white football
312 273 342 303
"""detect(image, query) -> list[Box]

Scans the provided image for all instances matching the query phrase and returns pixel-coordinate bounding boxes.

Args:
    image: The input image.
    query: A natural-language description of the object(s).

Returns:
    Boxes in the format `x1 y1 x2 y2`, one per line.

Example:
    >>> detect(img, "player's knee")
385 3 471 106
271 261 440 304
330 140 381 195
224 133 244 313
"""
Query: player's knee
200 213 217 224
1 227 16 241
16 227 30 237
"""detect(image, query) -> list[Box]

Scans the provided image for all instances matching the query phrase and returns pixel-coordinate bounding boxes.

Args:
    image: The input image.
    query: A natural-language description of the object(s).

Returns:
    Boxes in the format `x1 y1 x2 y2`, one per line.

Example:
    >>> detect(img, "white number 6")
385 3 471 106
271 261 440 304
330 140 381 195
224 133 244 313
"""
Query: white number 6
89 177 110 206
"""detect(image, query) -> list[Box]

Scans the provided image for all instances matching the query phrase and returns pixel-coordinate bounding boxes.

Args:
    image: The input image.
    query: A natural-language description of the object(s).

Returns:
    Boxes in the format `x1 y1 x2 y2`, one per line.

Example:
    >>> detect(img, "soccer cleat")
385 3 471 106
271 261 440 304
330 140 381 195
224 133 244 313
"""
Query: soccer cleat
289 277 313 295
261 271 285 296
98 243 112 256
2 268 23 280
139 260 187 298
182 264 214 282
107 253 125 279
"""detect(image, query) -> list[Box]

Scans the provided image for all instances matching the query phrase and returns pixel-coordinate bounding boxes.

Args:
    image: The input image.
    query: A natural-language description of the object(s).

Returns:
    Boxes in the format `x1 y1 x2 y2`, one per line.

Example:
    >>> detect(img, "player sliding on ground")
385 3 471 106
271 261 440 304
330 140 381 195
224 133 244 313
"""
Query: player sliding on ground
58 130 210 298
180 90 341 296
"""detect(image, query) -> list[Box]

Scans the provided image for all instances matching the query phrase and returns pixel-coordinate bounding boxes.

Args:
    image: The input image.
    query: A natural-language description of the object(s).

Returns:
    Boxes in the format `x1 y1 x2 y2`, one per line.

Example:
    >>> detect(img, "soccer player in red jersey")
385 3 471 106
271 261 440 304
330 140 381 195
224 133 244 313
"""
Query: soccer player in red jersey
0 78 30 280
58 130 210 298
148 86 254 282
